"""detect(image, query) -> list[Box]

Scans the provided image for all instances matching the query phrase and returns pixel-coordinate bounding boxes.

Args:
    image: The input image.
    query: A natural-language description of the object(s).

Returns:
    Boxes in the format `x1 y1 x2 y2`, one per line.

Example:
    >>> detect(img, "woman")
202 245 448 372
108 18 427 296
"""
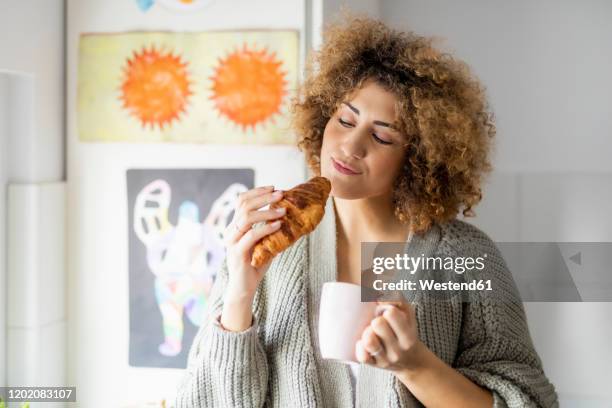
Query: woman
175 15 558 407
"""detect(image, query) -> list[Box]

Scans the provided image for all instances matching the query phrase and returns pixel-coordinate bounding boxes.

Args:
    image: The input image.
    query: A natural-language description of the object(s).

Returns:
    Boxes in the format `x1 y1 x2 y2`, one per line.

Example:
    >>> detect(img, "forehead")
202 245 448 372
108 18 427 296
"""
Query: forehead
342 81 399 120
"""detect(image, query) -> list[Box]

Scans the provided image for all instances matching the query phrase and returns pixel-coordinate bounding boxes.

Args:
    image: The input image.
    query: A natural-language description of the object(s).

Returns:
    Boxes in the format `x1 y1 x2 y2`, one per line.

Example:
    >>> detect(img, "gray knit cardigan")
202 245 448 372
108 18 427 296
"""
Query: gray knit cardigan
175 197 558 407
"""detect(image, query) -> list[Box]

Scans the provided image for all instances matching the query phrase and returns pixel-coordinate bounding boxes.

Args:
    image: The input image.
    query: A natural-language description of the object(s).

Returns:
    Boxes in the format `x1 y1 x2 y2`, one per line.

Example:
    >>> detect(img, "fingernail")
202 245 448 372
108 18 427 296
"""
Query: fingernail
273 191 283 198
272 220 281 227
275 207 286 214
376 304 394 316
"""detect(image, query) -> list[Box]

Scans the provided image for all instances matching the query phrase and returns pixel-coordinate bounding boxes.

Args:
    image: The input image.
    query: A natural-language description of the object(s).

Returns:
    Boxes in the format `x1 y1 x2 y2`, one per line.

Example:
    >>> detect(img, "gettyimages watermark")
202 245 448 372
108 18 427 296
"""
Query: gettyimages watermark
360 241 612 303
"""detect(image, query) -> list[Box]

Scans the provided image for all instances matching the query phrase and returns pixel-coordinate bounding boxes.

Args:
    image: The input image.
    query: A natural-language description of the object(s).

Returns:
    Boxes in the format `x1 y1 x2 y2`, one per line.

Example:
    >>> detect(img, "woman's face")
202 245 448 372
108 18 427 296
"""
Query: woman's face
320 80 408 200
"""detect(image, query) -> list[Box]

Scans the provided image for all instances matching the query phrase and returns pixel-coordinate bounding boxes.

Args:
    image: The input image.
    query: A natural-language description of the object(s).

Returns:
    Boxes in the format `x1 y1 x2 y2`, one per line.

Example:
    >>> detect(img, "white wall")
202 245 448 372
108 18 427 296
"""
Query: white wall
0 0 65 391
0 0 65 182
381 0 612 173
473 172 612 403
0 73 10 391
379 0 612 404
66 0 306 406
308 0 379 49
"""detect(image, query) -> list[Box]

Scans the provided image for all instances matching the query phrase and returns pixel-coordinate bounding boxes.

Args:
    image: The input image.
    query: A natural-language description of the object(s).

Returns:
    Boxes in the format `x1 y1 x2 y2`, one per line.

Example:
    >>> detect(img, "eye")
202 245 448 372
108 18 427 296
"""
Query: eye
372 133 393 145
338 118 353 128
338 118 394 145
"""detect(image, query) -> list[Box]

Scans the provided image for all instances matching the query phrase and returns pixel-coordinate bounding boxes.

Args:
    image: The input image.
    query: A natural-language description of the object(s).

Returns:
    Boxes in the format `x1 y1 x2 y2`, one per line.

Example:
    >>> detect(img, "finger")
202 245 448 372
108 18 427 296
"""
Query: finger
370 316 399 350
241 190 284 213
245 207 287 226
362 324 392 367
355 340 375 364
359 329 390 368
236 220 282 258
360 326 384 357
236 185 275 207
229 186 275 237
224 220 246 246
376 304 415 350
227 191 283 243
376 299 411 314
226 207 286 244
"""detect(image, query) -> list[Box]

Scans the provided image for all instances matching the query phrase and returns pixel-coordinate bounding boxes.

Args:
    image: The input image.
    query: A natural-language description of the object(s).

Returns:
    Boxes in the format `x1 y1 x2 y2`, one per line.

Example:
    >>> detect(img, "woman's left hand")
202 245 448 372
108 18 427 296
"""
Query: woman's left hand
355 300 425 373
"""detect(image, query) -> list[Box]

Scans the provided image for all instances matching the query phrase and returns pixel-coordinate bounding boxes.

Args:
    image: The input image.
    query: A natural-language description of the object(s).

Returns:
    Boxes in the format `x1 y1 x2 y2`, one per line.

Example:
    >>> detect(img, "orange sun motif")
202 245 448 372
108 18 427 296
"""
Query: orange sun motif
120 46 192 129
209 44 287 131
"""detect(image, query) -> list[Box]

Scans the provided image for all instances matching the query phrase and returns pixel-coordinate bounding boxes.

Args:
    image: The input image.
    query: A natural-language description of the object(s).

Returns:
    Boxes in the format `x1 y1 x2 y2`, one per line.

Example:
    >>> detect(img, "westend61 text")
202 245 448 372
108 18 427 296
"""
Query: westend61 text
373 279 493 291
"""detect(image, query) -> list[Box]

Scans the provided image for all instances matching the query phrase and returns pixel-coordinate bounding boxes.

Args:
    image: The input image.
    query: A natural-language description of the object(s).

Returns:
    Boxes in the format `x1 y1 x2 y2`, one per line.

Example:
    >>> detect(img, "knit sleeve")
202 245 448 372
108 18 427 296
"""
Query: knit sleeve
174 257 269 408
449 225 559 408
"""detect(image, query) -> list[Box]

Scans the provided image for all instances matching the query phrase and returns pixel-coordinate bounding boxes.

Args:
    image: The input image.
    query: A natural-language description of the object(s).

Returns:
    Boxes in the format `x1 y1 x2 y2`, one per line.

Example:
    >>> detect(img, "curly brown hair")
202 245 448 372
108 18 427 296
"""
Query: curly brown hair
291 14 496 235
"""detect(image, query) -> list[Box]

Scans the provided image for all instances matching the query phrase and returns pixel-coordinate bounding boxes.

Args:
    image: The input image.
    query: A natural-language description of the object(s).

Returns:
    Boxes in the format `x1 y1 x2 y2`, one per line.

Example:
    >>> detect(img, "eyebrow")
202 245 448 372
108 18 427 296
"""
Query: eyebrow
342 102 399 131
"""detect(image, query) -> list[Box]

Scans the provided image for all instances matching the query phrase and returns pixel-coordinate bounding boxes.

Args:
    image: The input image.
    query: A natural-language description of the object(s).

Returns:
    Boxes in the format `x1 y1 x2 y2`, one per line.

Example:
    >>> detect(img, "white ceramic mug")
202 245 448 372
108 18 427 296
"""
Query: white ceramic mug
318 282 378 363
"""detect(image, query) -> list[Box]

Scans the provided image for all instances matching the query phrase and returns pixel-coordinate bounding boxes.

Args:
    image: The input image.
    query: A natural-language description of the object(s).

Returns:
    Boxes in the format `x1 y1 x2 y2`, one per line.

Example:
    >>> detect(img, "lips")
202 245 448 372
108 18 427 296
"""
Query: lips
332 158 361 175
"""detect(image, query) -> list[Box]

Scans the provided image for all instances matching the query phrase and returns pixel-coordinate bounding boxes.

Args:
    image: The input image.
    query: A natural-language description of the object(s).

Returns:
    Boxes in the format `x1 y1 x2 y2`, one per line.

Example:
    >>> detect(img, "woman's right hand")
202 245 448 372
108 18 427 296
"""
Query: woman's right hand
223 185 286 303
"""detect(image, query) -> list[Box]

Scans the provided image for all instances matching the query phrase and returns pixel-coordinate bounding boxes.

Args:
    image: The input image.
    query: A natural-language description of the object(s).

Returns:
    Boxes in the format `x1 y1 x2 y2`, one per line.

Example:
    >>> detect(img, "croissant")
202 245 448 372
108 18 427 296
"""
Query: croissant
251 176 331 268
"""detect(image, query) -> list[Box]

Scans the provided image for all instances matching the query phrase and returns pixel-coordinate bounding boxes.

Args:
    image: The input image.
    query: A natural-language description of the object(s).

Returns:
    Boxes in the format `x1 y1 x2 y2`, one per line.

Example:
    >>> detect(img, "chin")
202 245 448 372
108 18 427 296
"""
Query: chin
325 176 369 200
324 174 390 202
331 189 366 200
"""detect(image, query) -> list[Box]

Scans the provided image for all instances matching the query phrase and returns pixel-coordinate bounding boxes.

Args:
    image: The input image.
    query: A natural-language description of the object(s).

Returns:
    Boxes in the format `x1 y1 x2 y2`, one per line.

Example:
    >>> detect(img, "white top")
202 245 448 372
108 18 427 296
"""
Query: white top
348 362 360 406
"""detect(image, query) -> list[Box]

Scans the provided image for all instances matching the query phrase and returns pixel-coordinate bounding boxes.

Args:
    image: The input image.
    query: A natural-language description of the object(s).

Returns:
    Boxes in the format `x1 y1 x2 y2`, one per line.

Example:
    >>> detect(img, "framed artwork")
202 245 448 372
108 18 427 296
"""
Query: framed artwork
135 0 215 13
127 168 253 368
78 31 298 144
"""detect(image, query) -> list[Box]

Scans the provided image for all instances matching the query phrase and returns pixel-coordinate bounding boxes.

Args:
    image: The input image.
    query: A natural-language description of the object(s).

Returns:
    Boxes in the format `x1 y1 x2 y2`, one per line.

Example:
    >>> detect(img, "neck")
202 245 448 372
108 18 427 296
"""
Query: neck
332 194 409 244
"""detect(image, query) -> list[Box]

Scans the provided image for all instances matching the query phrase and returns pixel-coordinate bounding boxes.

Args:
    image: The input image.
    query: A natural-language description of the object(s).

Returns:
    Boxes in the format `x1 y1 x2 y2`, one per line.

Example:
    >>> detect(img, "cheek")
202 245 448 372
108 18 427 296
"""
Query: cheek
369 153 404 180
320 124 338 159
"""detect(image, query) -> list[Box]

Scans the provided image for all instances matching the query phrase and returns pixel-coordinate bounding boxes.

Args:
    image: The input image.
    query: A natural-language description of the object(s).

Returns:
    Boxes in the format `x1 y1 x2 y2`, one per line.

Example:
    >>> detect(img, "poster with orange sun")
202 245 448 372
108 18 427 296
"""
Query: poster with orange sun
77 31 298 144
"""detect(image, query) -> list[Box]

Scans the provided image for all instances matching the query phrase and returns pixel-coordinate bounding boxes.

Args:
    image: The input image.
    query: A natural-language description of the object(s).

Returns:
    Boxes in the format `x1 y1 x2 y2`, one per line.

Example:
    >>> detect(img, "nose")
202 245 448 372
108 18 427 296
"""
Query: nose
340 127 368 160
